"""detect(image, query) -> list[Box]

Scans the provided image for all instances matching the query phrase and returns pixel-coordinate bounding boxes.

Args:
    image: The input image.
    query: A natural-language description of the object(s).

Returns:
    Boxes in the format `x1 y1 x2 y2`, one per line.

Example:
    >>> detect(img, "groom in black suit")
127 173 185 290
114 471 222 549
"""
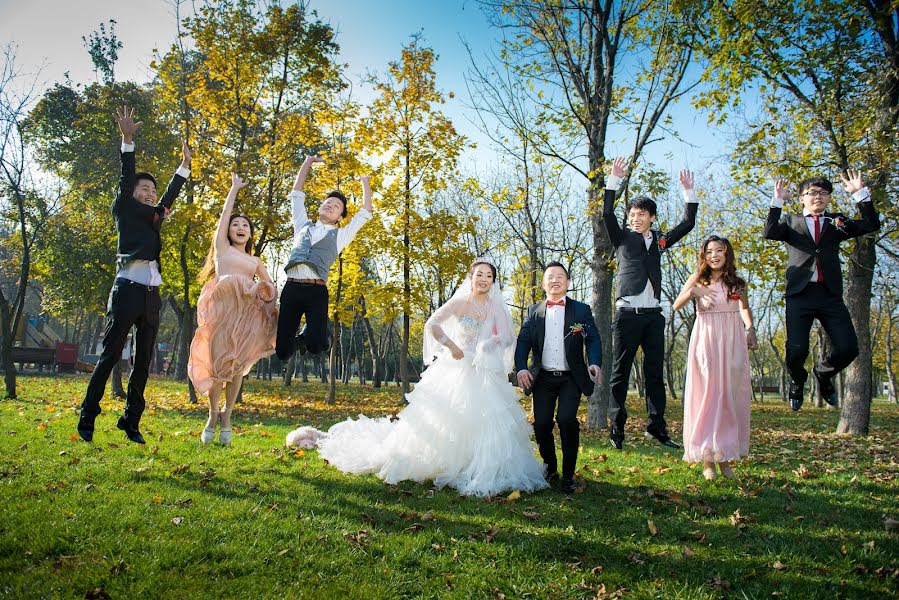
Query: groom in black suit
763 170 879 410
515 262 602 494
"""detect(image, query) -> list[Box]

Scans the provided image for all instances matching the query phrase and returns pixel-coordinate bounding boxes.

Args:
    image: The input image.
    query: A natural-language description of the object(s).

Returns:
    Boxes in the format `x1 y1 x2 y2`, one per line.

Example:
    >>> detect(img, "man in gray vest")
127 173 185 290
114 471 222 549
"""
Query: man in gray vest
276 156 373 361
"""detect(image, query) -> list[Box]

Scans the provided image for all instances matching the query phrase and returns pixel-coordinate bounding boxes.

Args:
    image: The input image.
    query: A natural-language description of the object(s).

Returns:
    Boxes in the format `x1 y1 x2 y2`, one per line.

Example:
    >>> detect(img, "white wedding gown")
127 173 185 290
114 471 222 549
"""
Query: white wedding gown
317 315 548 497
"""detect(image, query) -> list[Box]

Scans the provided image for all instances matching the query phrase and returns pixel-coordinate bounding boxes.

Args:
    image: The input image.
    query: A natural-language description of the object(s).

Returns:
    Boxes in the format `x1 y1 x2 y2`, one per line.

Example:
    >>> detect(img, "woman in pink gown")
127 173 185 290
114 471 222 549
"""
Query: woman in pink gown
673 236 757 480
188 174 278 445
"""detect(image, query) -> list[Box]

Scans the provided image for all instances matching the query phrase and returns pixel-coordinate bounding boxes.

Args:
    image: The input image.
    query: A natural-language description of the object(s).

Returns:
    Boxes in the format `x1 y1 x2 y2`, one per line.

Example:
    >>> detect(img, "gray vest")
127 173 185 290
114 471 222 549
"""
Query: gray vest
285 221 339 281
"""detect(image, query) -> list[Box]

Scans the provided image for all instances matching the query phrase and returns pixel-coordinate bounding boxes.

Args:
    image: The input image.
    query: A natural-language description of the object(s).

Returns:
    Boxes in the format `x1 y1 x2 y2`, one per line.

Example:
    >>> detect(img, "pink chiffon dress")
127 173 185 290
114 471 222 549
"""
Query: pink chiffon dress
188 245 278 395
682 281 751 463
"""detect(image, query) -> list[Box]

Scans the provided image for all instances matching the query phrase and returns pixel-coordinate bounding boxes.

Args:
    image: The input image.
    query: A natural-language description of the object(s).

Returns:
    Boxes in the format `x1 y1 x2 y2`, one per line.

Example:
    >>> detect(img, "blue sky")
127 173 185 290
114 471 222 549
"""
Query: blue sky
0 0 726 182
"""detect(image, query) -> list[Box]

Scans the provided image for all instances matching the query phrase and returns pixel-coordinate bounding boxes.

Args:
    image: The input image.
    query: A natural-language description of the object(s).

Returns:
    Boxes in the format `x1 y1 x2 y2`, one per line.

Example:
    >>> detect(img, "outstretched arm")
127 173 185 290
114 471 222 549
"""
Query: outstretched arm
335 175 374 252
214 174 248 254
663 169 698 247
114 105 141 212
837 169 880 238
602 157 628 247
158 138 192 211
762 179 793 241
289 156 322 244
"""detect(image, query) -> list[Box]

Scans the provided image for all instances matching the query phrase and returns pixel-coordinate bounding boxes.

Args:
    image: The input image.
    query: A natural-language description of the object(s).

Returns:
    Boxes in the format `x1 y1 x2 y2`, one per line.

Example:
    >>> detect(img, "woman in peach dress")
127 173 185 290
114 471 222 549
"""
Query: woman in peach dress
188 174 278 445
673 236 757 480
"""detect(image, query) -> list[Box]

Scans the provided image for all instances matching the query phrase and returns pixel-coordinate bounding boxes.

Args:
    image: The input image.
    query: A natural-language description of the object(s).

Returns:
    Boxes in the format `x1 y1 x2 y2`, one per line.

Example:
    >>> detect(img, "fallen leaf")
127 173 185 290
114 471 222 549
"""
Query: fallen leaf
151 495 163 505
171 464 189 475
171 517 184 525
506 490 521 501
521 511 540 520
68 434 79 442
682 547 696 557
278 548 290 556
884 516 899 532
36 423 47 431
131 466 150 474
421 511 436 521
770 561 788 571
647 520 659 536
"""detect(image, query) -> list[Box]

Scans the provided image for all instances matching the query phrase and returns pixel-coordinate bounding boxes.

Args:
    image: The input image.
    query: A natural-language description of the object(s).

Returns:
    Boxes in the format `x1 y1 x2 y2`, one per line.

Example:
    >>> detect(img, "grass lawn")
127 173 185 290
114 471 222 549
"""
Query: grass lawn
1 375 897 599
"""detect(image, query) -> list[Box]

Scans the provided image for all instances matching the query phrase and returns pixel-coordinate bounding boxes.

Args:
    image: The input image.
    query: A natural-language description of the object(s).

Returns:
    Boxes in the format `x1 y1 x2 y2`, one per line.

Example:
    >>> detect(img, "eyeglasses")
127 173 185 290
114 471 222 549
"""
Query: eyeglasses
803 190 831 198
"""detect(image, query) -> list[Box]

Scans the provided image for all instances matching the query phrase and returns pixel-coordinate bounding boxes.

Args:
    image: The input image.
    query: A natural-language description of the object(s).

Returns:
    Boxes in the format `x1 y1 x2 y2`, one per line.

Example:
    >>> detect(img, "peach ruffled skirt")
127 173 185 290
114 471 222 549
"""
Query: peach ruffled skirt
188 274 278 395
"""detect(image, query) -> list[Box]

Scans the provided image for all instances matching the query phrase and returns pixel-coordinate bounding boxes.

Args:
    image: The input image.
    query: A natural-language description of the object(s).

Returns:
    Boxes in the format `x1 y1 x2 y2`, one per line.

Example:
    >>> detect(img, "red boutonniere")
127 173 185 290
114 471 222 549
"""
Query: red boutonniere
658 236 667 250
565 323 585 338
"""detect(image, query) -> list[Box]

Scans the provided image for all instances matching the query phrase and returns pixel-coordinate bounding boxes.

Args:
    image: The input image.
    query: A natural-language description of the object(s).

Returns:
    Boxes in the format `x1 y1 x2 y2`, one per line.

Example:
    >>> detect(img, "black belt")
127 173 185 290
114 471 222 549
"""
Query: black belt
540 369 571 377
115 277 159 293
616 306 661 314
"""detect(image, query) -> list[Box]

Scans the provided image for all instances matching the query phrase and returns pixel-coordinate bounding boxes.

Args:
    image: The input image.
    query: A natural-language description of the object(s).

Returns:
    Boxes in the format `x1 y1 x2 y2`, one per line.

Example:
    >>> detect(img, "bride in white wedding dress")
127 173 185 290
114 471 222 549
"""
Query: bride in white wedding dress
317 258 548 497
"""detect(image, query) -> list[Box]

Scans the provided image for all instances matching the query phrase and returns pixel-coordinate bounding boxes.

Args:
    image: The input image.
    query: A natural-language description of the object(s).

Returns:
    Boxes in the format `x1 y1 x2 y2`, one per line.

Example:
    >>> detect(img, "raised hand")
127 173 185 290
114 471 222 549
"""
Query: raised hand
231 173 248 189
679 169 695 191
359 175 373 211
303 156 325 169
181 138 192 168
610 157 629 179
774 178 792 201
293 156 325 192
840 169 864 194
115 105 142 143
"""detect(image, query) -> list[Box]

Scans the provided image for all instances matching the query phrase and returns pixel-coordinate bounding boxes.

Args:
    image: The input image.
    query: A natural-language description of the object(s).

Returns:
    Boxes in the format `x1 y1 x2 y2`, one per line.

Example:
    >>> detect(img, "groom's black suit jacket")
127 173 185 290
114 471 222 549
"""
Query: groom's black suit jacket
113 149 187 270
514 298 602 396
762 202 879 298
603 188 697 301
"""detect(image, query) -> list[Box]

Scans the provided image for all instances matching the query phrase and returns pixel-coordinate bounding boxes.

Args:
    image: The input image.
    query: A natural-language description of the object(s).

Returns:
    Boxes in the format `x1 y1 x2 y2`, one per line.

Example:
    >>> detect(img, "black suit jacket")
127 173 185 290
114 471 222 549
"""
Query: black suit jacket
762 202 879 298
603 188 697 300
514 298 602 396
113 150 187 270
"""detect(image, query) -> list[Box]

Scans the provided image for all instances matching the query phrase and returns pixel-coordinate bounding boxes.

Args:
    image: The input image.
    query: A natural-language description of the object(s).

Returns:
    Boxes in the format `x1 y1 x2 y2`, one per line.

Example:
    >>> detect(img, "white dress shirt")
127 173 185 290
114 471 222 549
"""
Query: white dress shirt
116 141 191 287
770 187 871 283
542 299 569 371
606 173 698 309
286 190 371 280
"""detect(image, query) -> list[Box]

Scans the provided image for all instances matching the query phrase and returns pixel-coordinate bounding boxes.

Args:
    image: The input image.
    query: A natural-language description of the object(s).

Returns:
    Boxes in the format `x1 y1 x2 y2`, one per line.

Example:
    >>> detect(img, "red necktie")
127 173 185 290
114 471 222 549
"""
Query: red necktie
547 299 566 307
812 214 823 282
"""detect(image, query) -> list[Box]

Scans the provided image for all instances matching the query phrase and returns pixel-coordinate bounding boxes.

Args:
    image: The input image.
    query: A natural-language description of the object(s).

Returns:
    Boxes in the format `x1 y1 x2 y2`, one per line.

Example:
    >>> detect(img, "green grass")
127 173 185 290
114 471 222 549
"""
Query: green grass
1 375 897 599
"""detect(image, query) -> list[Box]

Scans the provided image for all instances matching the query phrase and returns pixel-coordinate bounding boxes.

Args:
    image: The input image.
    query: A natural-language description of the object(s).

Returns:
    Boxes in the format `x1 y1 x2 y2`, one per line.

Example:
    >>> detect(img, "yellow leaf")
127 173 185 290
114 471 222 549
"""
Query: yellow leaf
506 490 521 501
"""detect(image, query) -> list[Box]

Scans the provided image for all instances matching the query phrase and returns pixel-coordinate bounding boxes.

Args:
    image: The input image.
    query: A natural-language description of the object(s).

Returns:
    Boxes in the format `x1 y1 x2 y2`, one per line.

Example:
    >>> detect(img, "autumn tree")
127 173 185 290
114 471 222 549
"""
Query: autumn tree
358 36 469 396
479 0 697 428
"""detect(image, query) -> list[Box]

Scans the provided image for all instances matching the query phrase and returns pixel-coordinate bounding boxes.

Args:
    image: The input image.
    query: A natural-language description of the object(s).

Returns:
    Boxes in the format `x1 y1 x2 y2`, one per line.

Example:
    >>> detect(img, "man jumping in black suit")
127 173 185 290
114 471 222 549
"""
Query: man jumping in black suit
77 106 191 444
604 158 698 450
763 170 879 410
515 262 602 494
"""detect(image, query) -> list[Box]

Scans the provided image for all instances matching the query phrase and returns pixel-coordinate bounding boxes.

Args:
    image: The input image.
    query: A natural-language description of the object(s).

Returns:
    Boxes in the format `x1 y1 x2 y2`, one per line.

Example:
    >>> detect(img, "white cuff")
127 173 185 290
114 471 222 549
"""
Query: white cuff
770 196 785 208
682 188 697 204
853 187 871 203
606 174 622 191
121 142 135 153
355 207 372 220
175 166 191 179
288 190 306 201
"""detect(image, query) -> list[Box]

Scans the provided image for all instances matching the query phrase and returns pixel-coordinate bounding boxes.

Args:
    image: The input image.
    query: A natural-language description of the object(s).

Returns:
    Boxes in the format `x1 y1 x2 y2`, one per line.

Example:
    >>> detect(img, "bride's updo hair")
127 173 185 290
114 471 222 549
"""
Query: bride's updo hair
470 257 497 280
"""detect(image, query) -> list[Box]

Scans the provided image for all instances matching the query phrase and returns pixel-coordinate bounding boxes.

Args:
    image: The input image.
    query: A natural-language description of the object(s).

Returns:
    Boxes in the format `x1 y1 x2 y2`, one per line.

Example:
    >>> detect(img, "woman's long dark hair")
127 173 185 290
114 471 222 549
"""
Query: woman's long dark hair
197 214 255 283
696 235 745 297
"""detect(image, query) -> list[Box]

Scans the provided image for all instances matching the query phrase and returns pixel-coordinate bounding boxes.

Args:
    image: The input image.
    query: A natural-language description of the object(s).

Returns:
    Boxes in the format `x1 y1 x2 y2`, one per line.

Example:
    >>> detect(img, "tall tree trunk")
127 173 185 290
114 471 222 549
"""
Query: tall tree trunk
328 256 344 404
587 177 613 430
838 238 876 434
886 310 898 403
362 309 383 388
0 289 17 398
400 145 412 398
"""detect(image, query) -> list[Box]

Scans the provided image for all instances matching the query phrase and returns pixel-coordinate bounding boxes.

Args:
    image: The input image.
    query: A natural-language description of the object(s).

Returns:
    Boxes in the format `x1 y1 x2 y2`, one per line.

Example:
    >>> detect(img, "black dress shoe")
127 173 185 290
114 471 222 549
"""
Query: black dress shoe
116 417 146 445
610 438 623 450
560 478 577 494
658 438 681 449
545 470 560 484
789 381 804 411
813 369 838 406
77 414 95 442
